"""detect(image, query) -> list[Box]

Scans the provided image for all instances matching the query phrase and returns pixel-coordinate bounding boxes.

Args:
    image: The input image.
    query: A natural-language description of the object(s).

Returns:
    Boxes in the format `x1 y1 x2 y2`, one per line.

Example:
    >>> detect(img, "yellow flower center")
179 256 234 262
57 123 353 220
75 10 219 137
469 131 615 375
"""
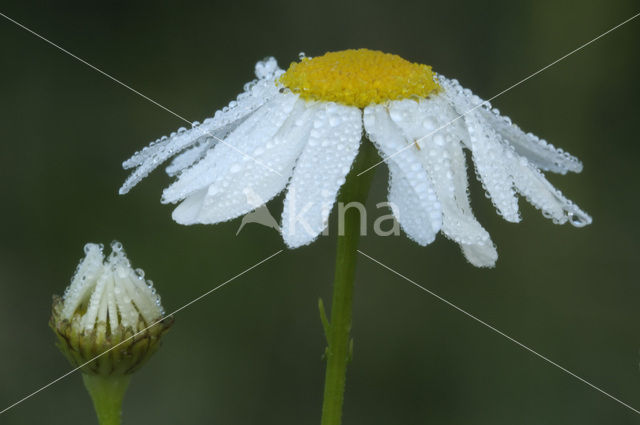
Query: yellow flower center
278 49 441 108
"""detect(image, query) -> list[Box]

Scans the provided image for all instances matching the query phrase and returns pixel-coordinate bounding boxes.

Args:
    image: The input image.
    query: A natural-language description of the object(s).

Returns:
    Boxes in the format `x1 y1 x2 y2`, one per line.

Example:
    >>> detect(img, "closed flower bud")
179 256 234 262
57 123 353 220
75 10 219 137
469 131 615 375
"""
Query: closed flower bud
51 241 173 376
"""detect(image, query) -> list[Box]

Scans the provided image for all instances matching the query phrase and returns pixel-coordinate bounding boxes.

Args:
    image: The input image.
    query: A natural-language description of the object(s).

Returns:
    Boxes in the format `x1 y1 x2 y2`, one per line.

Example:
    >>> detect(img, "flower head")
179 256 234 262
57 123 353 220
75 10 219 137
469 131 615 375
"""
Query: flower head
120 49 591 267
51 241 172 375
280 50 440 107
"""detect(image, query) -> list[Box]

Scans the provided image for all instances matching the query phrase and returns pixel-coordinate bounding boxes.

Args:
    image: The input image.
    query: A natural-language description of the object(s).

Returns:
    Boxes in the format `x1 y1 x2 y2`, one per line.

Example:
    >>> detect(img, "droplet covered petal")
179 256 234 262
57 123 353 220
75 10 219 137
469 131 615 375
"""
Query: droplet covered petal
119 57 284 195
282 102 363 247
363 104 442 245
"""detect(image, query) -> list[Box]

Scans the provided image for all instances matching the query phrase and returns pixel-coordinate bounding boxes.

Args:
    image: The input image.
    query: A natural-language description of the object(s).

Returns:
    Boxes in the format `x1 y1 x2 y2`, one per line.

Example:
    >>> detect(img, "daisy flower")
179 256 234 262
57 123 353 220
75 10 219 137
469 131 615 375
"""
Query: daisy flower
120 49 591 267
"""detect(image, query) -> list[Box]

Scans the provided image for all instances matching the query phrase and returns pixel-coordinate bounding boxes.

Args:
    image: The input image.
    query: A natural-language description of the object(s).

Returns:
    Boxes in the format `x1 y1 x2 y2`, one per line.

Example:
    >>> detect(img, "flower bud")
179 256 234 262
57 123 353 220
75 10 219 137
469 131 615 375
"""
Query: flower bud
51 241 173 376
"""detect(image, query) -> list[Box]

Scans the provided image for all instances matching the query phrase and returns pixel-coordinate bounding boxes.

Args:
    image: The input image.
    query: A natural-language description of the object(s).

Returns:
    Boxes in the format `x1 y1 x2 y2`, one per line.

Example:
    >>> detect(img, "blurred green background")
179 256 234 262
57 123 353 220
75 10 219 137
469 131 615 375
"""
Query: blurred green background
1 0 639 424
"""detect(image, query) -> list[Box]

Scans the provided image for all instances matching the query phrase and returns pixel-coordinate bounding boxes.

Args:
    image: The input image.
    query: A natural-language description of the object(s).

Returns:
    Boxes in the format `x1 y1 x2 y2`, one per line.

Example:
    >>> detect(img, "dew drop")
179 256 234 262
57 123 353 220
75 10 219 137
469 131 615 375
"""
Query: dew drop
568 212 590 228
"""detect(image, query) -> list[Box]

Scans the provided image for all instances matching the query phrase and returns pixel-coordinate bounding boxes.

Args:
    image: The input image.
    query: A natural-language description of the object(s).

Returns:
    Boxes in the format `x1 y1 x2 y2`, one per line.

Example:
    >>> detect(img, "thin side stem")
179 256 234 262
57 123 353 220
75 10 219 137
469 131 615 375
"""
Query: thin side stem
82 374 130 425
320 140 379 425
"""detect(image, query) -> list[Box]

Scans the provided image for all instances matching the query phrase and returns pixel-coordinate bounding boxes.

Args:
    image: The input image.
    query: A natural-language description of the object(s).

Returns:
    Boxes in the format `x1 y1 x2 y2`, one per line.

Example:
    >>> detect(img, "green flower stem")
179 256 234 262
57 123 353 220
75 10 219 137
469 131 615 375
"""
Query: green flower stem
320 139 379 425
82 374 131 425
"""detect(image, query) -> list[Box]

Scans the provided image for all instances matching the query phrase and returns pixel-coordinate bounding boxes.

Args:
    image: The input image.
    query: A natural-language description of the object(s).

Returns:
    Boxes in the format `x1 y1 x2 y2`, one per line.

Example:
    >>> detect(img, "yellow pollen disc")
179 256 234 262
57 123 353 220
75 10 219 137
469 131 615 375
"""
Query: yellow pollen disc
278 49 441 108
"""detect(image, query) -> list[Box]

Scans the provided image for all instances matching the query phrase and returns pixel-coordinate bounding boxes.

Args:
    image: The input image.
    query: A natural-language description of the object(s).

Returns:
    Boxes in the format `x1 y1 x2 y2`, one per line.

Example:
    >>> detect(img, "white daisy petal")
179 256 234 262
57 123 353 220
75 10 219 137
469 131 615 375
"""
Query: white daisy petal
508 154 592 227
364 104 441 245
282 103 362 248
162 92 299 205
120 120 242 195
177 101 316 225
171 188 206 224
124 57 282 171
82 271 108 331
437 77 521 222
387 165 440 246
439 138 498 267
429 137 497 267
461 242 498 268
479 107 583 174
106 276 118 334
465 114 521 221
172 96 312 225
165 138 214 177
119 57 284 194
387 99 496 266
61 244 105 319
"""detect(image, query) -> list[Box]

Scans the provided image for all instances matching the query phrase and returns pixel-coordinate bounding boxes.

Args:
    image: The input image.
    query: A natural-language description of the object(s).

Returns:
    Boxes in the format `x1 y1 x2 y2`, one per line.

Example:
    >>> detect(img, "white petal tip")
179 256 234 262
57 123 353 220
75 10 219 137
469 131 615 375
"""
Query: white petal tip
283 239 313 249
407 233 437 247
571 161 584 174
171 191 206 225
461 242 498 268
281 227 323 249
503 213 522 224
171 213 194 226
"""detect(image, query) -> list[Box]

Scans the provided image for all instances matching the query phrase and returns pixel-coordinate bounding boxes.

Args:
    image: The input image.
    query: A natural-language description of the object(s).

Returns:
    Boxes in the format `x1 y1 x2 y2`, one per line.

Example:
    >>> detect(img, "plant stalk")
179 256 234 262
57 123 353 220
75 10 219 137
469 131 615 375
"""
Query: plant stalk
82 373 130 425
320 140 379 425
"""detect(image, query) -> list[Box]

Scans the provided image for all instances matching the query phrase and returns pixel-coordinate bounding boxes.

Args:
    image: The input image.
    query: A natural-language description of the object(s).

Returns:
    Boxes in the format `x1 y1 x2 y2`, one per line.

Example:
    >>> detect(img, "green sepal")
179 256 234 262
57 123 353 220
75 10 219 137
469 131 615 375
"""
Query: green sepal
50 295 174 376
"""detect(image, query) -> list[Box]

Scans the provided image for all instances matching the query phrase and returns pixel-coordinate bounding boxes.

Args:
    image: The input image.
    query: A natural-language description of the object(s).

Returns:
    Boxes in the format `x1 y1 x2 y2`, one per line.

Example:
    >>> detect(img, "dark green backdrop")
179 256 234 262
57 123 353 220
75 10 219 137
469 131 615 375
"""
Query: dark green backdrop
1 1 639 424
